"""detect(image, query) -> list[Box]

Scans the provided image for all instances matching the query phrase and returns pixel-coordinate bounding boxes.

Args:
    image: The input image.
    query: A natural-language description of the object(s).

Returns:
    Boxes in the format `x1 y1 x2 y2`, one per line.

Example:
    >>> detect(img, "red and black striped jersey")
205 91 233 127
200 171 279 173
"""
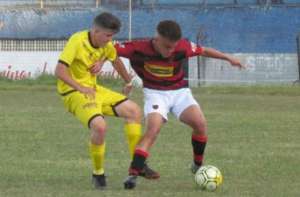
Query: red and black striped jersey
115 38 203 90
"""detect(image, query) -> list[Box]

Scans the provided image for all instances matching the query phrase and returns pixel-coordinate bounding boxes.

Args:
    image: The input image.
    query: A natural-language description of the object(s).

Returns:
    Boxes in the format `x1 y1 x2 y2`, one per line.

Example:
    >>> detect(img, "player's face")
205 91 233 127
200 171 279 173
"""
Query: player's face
153 35 178 58
92 26 115 47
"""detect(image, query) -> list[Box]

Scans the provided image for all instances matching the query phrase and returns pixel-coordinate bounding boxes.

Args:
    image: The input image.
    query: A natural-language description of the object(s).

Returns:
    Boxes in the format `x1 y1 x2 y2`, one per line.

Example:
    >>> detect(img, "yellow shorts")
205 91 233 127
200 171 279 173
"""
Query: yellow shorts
61 85 127 128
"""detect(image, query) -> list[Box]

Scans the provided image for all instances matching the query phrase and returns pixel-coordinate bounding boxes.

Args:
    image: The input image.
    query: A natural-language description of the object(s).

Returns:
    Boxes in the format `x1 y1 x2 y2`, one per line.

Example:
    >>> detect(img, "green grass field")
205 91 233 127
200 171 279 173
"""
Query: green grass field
0 77 300 197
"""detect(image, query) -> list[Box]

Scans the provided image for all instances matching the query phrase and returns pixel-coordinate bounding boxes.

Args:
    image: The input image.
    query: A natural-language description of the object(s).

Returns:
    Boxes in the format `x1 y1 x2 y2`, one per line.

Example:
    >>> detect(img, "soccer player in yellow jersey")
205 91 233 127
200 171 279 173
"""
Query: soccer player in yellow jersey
55 12 158 189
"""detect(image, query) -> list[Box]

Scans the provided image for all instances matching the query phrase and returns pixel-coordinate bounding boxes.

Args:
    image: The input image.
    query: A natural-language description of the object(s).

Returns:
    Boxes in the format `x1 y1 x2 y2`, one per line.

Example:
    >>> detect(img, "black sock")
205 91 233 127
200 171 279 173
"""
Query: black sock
192 134 207 166
129 149 149 175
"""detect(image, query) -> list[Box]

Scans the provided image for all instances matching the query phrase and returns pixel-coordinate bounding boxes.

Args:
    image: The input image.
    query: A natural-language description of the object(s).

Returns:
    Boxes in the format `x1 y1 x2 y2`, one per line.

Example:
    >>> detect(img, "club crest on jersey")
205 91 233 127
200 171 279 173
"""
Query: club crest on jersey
83 102 97 109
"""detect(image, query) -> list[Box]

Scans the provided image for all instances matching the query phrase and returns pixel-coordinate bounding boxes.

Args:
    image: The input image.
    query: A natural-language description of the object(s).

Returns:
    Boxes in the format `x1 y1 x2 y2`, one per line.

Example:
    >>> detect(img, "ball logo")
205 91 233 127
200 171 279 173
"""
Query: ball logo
152 105 159 109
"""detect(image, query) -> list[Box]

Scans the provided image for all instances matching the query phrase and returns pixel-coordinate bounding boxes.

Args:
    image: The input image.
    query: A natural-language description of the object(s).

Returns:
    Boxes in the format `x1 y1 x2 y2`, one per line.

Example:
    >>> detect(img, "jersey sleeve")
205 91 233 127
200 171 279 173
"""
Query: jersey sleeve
105 42 117 62
59 34 79 66
185 40 204 57
114 41 135 58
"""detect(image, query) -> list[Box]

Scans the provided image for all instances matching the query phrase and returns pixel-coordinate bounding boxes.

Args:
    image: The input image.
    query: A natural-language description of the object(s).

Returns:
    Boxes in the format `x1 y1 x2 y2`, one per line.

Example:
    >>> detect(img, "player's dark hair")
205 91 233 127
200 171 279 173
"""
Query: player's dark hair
157 20 182 41
94 12 121 33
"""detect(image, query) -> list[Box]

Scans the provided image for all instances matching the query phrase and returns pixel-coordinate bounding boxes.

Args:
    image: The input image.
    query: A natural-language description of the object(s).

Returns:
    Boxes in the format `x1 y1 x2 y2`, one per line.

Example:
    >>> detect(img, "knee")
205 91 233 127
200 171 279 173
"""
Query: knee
126 103 142 122
89 117 107 134
92 123 106 143
93 124 107 134
194 119 207 135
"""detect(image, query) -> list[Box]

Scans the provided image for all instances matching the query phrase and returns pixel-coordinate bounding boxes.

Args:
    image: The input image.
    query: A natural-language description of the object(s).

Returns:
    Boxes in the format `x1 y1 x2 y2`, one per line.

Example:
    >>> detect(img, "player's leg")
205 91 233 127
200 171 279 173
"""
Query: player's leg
127 113 164 174
64 91 107 189
129 113 163 174
99 85 141 159
100 86 159 179
124 89 168 189
179 105 207 173
124 112 164 189
114 99 142 158
172 88 208 173
137 113 164 151
88 116 107 189
115 99 161 179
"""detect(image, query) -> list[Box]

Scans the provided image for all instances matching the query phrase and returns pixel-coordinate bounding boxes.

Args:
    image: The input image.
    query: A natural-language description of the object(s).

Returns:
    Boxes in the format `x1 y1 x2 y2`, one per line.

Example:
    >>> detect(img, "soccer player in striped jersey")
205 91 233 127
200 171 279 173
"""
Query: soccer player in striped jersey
91 20 244 189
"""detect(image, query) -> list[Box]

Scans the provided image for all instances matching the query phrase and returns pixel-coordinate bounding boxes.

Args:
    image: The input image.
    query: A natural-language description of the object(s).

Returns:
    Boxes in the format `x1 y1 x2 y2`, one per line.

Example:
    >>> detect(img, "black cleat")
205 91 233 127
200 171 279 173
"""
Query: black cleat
124 175 137 189
191 163 201 174
138 163 160 179
92 174 106 189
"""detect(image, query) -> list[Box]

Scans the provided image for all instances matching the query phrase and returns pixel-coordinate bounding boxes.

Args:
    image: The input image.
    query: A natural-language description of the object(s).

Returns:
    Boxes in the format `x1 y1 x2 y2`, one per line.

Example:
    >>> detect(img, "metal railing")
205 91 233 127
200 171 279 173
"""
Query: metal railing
0 0 100 9
0 39 67 51
0 0 300 9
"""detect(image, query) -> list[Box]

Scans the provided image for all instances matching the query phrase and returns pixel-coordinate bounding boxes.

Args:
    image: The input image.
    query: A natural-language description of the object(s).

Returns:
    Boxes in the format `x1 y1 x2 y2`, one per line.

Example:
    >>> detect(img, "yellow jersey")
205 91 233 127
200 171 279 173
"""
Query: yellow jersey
57 30 117 95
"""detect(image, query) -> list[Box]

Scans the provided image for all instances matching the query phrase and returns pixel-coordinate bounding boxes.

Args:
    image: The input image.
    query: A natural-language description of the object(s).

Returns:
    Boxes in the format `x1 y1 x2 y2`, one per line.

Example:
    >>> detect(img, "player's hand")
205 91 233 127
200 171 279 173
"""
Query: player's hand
122 82 133 96
89 59 105 75
78 86 96 100
227 56 246 69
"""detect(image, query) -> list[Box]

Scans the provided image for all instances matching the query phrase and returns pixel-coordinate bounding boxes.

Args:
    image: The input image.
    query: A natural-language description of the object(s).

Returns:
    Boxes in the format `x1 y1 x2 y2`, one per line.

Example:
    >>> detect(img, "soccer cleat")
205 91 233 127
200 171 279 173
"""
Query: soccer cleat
138 163 160 179
124 175 138 189
92 174 106 189
191 163 201 174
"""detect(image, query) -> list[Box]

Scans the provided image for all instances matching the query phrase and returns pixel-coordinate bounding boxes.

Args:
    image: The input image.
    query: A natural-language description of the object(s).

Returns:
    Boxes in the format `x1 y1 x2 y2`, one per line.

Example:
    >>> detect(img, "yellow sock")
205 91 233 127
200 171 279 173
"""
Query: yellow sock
124 123 142 159
89 142 105 175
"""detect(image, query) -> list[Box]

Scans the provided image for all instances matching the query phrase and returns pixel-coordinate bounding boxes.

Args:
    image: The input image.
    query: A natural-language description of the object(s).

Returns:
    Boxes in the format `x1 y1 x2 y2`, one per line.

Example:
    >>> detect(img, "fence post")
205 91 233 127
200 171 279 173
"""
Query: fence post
96 0 100 8
295 33 300 84
40 0 44 9
196 27 207 86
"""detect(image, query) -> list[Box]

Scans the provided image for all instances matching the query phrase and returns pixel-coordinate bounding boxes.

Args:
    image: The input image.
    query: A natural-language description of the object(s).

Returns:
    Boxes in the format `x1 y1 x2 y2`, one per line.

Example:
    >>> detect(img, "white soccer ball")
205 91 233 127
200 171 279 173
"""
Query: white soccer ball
194 165 223 191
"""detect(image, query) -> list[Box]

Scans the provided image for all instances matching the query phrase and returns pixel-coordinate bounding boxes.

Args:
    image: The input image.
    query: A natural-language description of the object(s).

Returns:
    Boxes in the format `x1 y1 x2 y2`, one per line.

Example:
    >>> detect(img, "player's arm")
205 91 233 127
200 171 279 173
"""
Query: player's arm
112 57 132 83
201 47 245 69
89 59 106 75
55 34 95 98
88 56 133 95
111 57 133 95
90 41 135 76
55 63 96 98
186 40 245 69
103 42 134 95
55 62 81 90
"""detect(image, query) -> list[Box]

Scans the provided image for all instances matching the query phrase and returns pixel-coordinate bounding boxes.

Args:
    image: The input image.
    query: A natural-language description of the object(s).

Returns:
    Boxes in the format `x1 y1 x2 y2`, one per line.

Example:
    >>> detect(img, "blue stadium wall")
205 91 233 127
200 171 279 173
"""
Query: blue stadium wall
0 6 300 53
0 6 299 83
